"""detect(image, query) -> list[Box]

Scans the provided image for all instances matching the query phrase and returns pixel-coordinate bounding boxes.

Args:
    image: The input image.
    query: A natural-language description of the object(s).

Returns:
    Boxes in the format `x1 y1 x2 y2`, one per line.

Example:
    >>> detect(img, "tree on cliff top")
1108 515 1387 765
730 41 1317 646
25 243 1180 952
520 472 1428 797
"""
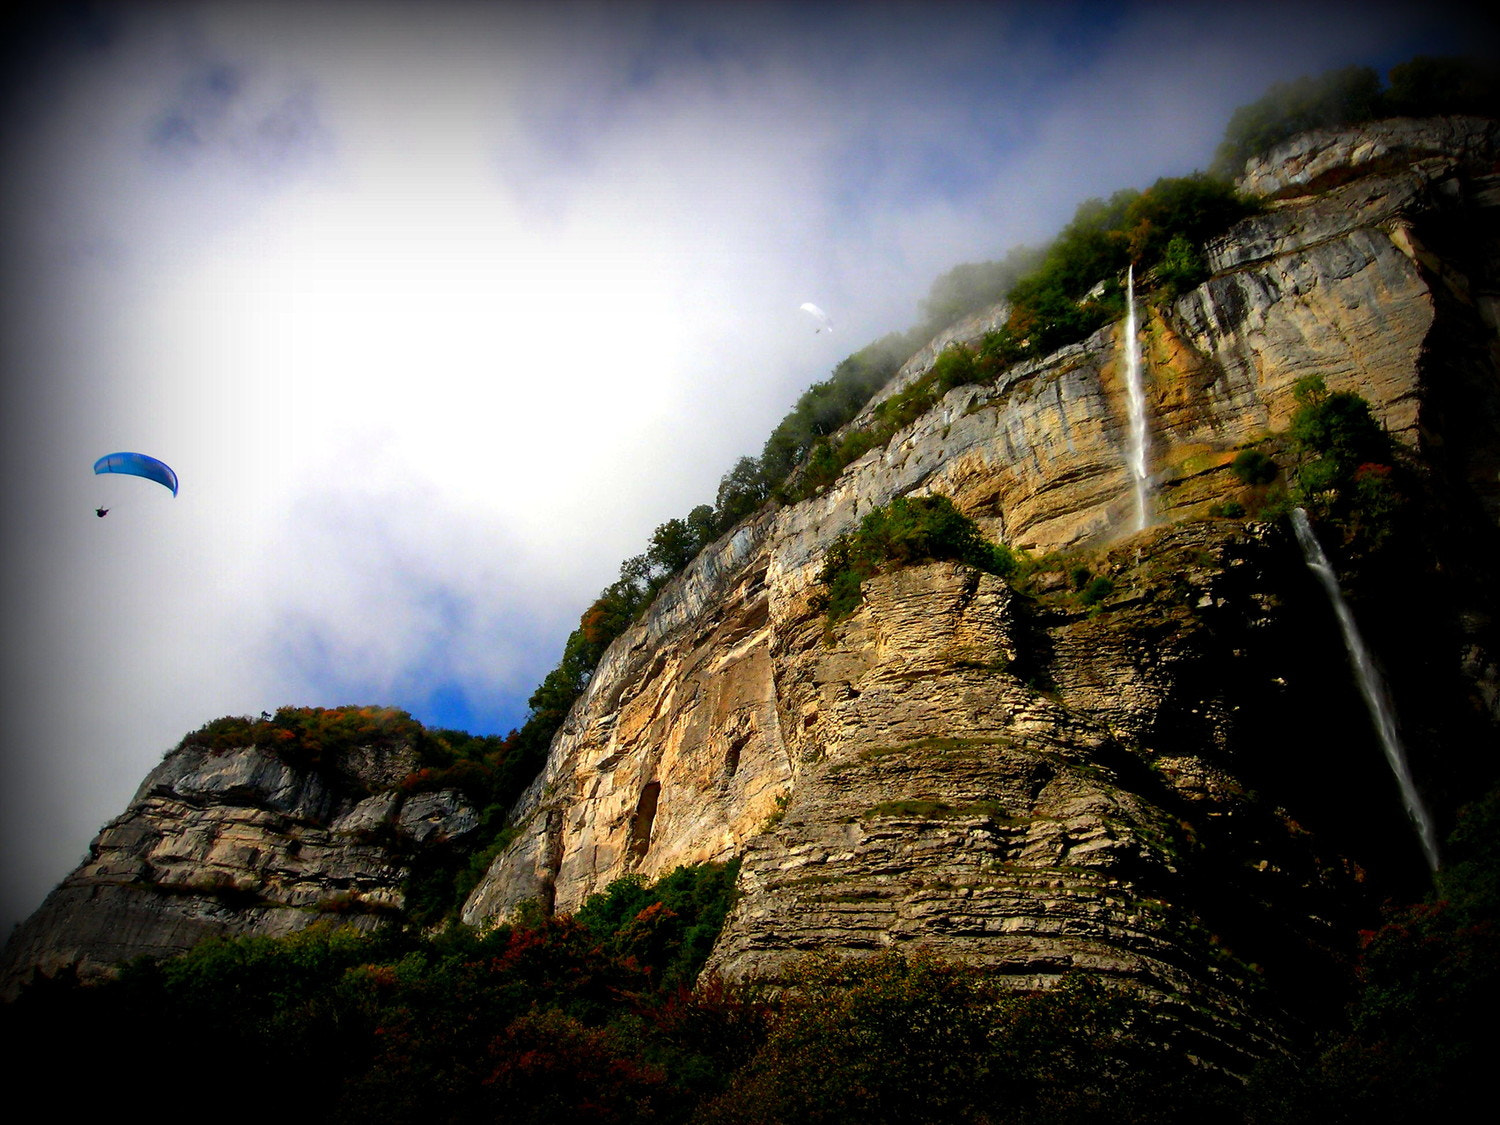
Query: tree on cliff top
1210 56 1500 179
815 495 1017 624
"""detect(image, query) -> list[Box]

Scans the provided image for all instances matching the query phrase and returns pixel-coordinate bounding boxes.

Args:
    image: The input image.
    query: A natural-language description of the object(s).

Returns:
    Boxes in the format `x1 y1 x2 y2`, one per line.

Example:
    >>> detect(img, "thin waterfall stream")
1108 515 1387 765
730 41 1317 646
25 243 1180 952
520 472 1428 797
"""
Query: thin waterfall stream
1123 265 1152 532
1291 507 1440 872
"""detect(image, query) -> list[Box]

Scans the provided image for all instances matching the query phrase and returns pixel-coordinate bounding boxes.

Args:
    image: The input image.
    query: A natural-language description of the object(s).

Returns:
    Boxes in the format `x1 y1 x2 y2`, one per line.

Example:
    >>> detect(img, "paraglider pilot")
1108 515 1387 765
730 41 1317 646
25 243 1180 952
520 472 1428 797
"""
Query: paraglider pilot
91 452 178 520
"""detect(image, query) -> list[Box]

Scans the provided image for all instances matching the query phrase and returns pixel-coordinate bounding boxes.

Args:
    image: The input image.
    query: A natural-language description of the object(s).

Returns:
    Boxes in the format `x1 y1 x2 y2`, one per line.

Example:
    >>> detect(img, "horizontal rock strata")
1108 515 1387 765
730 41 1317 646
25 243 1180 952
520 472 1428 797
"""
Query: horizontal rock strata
462 117 1500 1060
1 741 476 996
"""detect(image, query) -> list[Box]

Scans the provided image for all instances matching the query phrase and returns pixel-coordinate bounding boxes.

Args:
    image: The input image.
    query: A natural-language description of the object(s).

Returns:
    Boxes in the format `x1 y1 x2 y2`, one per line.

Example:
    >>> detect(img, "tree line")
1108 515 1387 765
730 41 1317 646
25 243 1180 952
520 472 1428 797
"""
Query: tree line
1209 55 1500 179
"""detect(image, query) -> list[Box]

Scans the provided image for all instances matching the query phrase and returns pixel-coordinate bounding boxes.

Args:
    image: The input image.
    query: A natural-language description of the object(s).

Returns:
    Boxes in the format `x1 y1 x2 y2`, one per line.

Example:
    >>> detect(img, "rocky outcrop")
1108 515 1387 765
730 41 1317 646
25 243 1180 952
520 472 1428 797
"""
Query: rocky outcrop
711 526 1372 1062
462 518 790 924
1238 115 1499 200
862 298 1014 411
460 116 1500 1059
0 740 476 996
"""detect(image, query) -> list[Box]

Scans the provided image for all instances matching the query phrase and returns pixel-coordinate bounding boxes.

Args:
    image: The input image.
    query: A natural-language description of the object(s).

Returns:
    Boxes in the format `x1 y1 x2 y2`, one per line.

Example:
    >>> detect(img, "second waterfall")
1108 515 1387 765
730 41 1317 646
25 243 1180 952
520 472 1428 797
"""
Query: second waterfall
1291 508 1441 873
1123 265 1153 532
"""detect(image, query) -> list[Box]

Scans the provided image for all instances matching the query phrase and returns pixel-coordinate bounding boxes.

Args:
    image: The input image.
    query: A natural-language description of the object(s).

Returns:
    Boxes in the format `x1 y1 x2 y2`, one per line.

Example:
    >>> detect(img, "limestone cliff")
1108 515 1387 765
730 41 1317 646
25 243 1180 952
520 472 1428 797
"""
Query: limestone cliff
0 735 478 995
6 118 1499 1054
460 115 1500 1057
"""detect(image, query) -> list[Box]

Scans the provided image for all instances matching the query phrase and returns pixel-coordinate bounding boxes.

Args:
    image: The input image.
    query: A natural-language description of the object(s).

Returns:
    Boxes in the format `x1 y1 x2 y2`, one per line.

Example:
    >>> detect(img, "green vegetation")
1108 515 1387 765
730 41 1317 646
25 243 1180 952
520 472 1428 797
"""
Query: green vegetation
696 953 1235 1124
9 791 1499 1122
862 798 1007 821
8 919 1218 1123
179 705 427 779
994 176 1255 356
758 332 925 492
783 341 999 500
859 736 1009 761
1232 448 1279 486
1211 56 1500 179
767 171 1260 503
574 861 743 991
864 798 957 819
1284 375 1405 550
1078 574 1116 607
759 791 792 831
1009 552 1130 617
178 705 514 811
915 245 1045 336
1212 64 1385 178
1200 377 1407 535
814 495 1018 624
5 862 749 1123
1289 376 1393 474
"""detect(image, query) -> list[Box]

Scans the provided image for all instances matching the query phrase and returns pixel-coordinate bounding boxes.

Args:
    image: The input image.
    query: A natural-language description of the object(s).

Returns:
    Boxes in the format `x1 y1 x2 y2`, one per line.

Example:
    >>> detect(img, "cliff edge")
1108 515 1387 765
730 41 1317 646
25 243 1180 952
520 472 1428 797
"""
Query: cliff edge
461 115 1500 1060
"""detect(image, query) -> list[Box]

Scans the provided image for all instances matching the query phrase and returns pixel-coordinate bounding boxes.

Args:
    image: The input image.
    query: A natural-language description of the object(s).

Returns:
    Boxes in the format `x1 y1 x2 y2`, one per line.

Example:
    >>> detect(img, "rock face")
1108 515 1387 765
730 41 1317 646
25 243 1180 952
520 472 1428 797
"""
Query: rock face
462 117 1500 1057
1237 115 1500 200
0 739 477 996
7 118 1500 1057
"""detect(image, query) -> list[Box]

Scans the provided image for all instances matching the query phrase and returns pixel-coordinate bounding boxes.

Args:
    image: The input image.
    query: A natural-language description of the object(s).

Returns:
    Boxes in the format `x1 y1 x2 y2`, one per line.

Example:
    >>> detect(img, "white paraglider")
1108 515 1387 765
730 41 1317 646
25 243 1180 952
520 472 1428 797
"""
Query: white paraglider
800 303 832 333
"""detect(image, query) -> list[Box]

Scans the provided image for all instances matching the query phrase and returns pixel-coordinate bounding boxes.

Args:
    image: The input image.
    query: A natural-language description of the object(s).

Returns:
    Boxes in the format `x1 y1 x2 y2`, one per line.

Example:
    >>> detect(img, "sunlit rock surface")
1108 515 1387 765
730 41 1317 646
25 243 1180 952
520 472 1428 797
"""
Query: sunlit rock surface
0 740 476 996
462 116 1500 1058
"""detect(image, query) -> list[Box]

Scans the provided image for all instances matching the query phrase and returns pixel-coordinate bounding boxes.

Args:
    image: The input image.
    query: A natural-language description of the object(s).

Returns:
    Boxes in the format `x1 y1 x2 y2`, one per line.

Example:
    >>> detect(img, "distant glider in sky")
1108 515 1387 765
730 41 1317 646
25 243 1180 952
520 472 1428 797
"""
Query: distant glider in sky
800 302 832 333
93 452 178 515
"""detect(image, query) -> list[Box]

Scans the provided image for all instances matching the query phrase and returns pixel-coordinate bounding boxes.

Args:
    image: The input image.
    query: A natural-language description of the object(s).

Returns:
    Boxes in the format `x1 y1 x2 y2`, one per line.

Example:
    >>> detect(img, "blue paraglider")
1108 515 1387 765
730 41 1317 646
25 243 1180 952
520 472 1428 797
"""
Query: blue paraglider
93 452 179 502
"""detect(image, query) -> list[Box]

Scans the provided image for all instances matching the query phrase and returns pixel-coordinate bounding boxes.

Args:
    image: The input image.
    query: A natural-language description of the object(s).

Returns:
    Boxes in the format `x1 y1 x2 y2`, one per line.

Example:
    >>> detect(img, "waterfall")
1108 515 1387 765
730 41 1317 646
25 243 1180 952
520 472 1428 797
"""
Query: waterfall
1123 265 1152 532
1291 507 1440 872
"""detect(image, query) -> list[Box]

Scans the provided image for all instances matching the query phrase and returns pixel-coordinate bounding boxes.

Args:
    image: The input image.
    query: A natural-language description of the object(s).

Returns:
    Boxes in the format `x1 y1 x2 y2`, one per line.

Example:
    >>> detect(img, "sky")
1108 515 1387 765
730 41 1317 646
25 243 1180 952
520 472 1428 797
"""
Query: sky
1 0 1493 935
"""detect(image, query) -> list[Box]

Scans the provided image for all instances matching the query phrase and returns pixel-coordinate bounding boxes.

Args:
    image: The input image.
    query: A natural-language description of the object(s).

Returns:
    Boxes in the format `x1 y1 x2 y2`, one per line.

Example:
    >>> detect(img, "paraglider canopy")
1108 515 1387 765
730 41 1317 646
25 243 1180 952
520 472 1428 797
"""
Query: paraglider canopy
800 303 832 333
93 451 178 497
